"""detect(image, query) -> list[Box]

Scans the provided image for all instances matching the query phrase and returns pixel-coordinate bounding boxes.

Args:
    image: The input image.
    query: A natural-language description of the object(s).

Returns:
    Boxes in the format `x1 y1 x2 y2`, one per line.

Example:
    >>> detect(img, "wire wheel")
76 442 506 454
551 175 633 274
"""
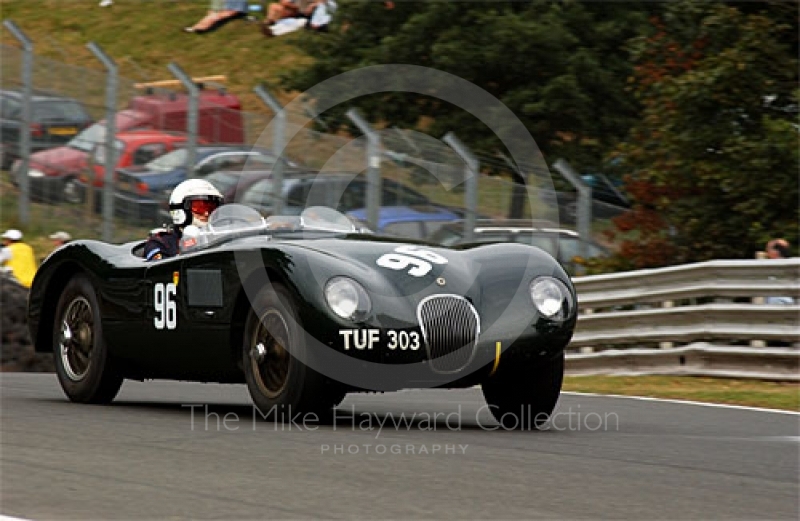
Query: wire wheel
58 296 94 381
249 309 292 399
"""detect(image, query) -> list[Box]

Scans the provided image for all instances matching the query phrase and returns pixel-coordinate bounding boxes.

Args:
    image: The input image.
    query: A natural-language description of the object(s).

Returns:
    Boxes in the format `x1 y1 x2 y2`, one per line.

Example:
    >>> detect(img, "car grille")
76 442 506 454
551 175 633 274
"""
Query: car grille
417 295 480 374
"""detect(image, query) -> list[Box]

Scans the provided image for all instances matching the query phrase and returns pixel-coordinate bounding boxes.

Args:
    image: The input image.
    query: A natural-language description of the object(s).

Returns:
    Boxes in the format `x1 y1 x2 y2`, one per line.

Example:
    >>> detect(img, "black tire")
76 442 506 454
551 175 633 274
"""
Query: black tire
53 273 123 403
481 353 564 430
62 177 83 204
243 283 344 420
0 151 15 171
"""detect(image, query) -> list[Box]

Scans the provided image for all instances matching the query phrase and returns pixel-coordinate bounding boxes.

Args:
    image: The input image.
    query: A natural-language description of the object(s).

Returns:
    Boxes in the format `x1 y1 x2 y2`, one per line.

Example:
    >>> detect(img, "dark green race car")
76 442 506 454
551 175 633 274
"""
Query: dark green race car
28 205 577 429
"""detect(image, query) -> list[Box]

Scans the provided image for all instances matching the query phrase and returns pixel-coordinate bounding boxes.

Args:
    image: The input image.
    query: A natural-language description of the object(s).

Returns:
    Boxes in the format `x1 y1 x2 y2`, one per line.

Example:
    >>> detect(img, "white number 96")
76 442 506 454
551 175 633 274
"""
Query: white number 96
154 282 177 330
376 246 448 277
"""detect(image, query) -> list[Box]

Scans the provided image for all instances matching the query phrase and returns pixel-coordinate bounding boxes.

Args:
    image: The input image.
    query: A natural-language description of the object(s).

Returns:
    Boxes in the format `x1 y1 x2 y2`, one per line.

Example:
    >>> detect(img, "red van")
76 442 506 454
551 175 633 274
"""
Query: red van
13 85 244 203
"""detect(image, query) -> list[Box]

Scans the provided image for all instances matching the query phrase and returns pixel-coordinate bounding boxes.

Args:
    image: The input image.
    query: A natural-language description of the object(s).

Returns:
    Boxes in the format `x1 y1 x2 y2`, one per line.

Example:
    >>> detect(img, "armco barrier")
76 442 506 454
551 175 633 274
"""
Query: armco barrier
573 258 800 308
570 303 799 347
566 258 800 380
566 344 800 381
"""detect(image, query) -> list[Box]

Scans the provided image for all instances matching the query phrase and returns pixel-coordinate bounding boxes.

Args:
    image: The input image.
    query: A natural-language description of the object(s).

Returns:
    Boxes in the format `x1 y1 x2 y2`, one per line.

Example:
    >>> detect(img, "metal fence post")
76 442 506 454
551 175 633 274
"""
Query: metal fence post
167 62 198 175
347 109 381 231
443 132 478 243
499 152 528 219
254 85 286 215
87 42 118 243
3 20 33 225
553 158 592 274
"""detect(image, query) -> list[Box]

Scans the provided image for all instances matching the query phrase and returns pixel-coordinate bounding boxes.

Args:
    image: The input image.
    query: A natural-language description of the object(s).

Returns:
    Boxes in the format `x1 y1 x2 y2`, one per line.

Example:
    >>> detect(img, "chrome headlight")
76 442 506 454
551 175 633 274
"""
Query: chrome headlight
27 169 45 178
324 277 371 321
529 277 572 320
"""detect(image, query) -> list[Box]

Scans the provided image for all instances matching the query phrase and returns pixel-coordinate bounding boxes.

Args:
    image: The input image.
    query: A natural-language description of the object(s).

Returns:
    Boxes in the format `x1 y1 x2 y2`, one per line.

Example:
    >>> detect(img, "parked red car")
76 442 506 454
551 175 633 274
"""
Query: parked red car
12 86 243 203
73 129 194 204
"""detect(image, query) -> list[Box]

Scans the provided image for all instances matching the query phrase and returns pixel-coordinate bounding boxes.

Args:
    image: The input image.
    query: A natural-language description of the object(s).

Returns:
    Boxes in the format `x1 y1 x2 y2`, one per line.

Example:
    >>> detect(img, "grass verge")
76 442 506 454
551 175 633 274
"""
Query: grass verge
563 375 800 412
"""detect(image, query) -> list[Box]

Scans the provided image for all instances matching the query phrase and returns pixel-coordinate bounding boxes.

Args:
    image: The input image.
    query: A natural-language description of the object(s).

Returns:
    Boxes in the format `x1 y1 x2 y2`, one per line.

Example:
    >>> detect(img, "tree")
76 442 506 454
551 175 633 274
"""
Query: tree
280 1 658 175
603 1 799 269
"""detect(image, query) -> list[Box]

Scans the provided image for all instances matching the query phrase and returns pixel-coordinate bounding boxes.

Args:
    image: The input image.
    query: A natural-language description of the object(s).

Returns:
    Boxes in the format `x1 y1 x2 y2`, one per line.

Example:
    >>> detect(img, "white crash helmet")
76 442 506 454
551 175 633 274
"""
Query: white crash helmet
168 179 224 227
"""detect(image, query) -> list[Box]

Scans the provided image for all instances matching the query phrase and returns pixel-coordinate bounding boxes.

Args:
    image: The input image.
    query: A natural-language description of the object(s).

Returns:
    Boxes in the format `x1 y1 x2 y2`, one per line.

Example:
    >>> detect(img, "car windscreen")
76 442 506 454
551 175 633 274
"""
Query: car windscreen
179 204 358 254
507 233 556 255
243 153 277 168
205 172 241 196
146 148 187 172
468 231 556 254
93 140 125 163
382 180 429 206
423 220 456 237
383 221 423 238
68 123 106 152
180 204 268 253
429 227 465 246
557 236 607 260
299 206 358 233
240 178 277 208
33 100 88 121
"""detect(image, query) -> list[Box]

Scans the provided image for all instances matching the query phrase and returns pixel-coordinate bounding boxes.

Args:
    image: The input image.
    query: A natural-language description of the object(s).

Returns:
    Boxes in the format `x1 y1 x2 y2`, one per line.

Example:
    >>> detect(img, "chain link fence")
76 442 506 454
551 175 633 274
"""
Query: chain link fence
1 39 627 260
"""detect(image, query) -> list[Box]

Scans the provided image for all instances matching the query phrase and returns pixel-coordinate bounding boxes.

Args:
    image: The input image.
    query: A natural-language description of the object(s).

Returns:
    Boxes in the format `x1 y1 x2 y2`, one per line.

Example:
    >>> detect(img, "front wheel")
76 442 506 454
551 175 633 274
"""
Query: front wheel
62 177 84 204
243 283 344 420
481 353 564 430
53 273 123 403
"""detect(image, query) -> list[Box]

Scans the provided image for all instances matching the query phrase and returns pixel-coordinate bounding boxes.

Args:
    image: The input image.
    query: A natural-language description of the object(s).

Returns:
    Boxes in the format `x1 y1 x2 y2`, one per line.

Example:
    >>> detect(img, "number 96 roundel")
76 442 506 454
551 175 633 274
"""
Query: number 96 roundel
376 245 448 277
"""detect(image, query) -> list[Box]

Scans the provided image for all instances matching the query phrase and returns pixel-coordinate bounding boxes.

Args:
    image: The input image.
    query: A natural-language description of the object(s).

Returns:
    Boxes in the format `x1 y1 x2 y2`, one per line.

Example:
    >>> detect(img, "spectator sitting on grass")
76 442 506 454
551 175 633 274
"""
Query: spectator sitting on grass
184 0 249 33
261 0 317 35
308 0 337 31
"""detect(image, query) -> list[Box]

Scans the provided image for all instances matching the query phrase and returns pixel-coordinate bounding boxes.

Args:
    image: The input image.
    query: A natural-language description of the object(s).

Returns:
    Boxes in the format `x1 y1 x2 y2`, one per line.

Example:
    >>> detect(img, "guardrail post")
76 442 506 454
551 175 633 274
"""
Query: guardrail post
443 133 478 243
87 42 118 242
751 250 768 347
578 308 595 353
254 85 286 215
659 300 675 349
167 62 198 175
553 159 592 275
3 20 33 225
347 109 381 231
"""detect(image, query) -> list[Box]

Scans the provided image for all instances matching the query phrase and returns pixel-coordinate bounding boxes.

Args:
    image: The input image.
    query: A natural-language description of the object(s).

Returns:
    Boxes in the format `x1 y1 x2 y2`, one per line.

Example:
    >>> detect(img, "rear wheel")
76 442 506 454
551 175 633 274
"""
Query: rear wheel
53 273 123 403
481 353 564 430
243 283 344 420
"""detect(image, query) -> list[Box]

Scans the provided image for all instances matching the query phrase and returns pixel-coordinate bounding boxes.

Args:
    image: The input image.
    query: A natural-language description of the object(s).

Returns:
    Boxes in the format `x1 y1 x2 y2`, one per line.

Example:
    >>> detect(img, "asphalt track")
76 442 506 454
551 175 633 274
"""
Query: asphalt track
1 373 798 520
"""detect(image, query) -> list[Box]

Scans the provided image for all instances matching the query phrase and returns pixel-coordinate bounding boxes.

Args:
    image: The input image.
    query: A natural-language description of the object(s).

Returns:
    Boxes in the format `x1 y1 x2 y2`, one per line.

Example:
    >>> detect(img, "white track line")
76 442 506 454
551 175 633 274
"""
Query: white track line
1 515 33 521
563 391 800 415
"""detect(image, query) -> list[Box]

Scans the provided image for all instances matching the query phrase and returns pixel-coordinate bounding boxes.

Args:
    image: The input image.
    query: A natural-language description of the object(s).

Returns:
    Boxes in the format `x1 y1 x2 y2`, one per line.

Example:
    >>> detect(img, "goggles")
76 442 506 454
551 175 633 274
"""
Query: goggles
189 199 219 215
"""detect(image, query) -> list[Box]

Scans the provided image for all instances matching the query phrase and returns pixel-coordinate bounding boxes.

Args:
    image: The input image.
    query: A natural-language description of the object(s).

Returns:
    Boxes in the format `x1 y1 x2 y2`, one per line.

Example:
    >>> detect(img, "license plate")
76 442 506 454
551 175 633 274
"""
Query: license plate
48 127 78 136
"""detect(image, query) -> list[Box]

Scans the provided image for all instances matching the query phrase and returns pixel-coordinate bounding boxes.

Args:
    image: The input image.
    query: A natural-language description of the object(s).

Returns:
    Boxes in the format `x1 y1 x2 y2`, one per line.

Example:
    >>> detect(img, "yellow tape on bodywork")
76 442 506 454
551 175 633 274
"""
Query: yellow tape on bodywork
489 341 501 376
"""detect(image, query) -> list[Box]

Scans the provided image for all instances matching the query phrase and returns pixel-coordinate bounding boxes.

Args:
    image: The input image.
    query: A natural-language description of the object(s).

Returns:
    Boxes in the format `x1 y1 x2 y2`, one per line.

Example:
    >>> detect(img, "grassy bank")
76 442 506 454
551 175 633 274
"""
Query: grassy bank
1 0 310 109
